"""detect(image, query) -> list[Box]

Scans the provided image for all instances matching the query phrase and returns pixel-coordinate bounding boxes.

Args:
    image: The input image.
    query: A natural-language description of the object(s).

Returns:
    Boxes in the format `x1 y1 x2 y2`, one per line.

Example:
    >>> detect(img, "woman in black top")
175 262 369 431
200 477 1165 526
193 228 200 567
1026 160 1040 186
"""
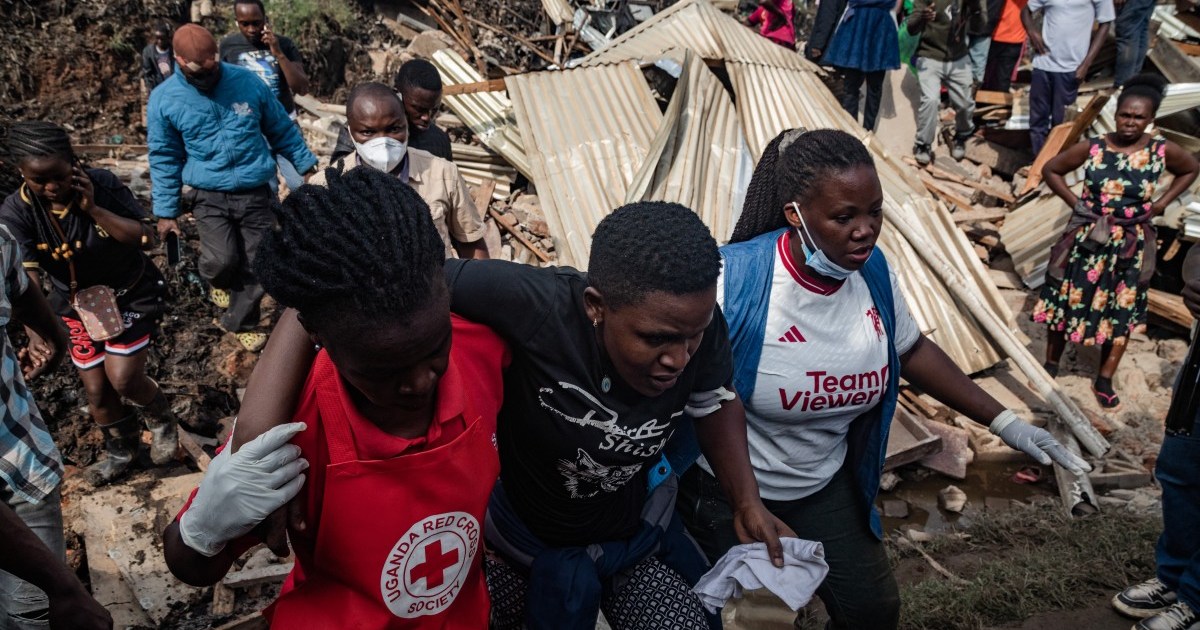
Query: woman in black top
0 121 177 484
221 198 791 629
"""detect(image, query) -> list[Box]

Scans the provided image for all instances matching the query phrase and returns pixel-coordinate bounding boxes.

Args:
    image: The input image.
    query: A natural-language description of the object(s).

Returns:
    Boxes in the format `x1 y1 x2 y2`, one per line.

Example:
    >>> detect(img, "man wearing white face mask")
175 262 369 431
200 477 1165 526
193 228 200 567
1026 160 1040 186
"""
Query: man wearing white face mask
311 82 488 260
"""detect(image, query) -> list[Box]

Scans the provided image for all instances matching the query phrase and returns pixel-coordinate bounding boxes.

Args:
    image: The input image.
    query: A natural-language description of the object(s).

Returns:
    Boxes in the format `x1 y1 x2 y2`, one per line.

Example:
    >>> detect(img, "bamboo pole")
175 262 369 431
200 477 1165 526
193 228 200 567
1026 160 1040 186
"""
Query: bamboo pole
884 202 1110 457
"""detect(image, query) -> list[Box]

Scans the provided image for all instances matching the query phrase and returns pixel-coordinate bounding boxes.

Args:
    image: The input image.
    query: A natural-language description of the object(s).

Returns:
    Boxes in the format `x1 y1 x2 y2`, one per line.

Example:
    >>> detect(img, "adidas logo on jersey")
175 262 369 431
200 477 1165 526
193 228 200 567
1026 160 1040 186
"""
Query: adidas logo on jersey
778 325 806 343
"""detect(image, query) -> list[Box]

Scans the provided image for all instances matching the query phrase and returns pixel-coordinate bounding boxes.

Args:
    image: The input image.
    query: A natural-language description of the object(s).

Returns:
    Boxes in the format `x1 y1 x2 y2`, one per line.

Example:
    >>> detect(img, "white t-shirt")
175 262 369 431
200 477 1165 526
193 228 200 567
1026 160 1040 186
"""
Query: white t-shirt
1028 0 1115 73
701 232 920 501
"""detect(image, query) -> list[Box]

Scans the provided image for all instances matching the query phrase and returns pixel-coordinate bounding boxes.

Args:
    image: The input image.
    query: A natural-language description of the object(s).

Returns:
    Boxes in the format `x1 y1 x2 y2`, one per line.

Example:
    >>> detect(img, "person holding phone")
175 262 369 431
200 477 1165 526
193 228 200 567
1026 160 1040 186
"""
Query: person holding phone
0 121 176 486
220 0 311 193
906 0 984 165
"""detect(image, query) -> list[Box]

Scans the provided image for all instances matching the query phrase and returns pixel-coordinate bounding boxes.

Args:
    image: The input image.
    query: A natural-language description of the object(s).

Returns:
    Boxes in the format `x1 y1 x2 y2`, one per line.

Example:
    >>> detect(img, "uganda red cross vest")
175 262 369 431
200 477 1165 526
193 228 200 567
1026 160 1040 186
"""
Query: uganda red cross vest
268 352 498 628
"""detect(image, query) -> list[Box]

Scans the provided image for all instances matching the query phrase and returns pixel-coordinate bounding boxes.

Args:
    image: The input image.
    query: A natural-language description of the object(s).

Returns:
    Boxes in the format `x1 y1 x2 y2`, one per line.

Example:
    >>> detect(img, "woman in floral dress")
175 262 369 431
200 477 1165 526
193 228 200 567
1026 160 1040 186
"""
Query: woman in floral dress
1032 74 1198 408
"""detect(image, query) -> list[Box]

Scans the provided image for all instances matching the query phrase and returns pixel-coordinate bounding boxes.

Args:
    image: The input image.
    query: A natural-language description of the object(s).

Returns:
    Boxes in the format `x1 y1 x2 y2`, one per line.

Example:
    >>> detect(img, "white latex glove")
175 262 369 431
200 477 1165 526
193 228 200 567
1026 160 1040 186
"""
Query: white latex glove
179 422 309 556
989 410 1093 475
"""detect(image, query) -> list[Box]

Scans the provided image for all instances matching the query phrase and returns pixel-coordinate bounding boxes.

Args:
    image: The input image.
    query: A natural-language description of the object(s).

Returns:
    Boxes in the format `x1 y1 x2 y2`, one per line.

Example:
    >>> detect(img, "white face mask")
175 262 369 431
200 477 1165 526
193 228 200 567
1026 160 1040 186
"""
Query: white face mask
790 202 861 281
353 136 407 173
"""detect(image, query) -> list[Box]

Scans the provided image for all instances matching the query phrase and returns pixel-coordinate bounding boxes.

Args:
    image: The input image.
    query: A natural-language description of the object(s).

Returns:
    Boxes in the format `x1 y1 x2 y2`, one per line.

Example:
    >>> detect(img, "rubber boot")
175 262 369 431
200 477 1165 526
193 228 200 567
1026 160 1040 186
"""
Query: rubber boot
140 387 179 466
85 416 139 486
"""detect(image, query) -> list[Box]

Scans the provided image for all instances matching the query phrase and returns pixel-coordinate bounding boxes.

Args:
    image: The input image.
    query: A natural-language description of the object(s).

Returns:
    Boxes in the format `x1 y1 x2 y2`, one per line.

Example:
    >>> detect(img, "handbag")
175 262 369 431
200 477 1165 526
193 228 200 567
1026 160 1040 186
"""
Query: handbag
42 206 128 341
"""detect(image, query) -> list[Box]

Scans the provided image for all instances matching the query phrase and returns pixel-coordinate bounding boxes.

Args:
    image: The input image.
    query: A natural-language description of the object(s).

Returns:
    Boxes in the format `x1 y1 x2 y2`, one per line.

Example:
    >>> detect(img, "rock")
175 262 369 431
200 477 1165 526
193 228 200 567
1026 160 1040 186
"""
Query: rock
905 529 933 543
1098 496 1128 509
1157 338 1189 365
527 218 551 238
879 471 902 492
938 485 968 513
918 419 974 479
882 499 910 518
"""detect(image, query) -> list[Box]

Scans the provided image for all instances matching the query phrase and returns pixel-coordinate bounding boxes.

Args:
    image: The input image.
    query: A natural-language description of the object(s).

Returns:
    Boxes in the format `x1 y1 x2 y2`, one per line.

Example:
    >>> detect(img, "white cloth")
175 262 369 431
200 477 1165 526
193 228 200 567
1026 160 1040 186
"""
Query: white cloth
692 538 830 613
702 232 920 501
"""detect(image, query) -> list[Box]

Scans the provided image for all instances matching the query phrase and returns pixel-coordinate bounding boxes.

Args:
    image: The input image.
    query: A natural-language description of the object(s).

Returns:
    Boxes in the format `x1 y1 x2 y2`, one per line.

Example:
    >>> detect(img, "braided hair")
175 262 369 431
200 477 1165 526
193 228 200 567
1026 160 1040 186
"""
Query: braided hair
0 120 83 261
254 165 445 332
1117 73 1169 115
588 201 720 309
730 128 875 243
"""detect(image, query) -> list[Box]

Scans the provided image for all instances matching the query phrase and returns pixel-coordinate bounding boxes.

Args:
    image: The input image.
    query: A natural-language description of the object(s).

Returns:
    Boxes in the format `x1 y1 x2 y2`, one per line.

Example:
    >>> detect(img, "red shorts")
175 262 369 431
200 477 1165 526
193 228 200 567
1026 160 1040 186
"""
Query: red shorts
61 313 155 370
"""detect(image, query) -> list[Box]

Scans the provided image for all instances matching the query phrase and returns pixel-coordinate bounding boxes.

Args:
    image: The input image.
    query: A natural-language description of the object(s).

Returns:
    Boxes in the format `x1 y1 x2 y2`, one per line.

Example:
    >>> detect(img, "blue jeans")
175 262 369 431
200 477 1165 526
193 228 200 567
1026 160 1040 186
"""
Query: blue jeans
0 487 65 629
1155 413 1200 610
1029 68 1079 154
1114 0 1155 86
967 35 991 85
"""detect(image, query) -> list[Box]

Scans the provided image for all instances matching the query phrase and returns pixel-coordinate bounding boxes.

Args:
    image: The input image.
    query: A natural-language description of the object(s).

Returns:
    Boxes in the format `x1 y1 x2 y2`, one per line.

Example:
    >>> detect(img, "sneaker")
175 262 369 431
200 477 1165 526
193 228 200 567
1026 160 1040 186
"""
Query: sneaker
1115 578 1177 619
236 332 268 352
1134 602 1199 630
210 287 231 309
914 144 932 166
952 138 967 160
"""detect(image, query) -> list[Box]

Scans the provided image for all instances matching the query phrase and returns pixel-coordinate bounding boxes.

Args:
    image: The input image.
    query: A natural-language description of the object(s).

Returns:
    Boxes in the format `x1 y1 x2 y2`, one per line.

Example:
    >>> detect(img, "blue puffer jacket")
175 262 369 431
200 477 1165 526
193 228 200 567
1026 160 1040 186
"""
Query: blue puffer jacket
147 63 317 218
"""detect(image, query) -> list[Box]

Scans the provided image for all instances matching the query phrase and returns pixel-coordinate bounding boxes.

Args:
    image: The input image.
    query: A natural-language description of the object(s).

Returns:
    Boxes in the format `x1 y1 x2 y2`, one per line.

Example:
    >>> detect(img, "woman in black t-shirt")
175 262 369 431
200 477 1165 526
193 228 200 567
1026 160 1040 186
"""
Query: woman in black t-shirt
221 198 792 629
0 121 176 485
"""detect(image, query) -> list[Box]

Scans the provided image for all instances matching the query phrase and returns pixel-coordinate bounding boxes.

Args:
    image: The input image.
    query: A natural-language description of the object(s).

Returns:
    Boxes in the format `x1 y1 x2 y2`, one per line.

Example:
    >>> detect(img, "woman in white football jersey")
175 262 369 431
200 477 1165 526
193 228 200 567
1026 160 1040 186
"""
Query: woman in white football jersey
676 128 1091 629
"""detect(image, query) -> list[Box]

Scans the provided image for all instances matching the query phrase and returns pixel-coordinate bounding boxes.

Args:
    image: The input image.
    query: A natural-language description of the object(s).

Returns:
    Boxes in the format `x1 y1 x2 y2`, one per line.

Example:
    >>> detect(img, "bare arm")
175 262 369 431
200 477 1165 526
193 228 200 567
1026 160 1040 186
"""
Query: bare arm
695 397 796 566
265 29 310 97
1022 5 1048 54
900 335 1005 425
1042 139 1092 208
231 309 315 451
12 278 67 380
452 239 490 260
1076 21 1111 80
162 520 243 586
1151 140 1200 216
0 501 112 629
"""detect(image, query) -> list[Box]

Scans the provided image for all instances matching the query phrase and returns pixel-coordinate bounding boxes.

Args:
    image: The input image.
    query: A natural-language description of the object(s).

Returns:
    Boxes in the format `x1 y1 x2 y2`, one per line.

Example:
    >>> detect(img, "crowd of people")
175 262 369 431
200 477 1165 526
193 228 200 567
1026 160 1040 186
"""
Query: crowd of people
0 0 1197 628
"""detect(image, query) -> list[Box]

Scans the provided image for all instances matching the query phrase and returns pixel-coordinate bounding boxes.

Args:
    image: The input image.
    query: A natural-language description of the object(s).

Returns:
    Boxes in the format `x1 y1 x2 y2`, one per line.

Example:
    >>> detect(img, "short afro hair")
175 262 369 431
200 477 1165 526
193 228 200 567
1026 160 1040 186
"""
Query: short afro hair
234 0 266 13
587 201 720 309
346 81 403 116
254 166 446 332
395 58 443 94
1118 73 1169 114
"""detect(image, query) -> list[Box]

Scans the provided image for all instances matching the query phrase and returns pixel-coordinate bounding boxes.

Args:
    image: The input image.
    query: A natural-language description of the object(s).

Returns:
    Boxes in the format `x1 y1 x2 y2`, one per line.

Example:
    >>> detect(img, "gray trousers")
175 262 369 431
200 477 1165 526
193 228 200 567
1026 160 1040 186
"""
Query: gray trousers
193 187 275 332
0 487 65 630
915 55 976 148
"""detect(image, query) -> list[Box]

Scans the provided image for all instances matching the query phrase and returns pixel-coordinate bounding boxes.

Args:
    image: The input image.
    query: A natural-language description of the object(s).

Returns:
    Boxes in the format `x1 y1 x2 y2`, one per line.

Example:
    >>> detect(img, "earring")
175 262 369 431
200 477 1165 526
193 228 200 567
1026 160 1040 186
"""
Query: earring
592 318 600 328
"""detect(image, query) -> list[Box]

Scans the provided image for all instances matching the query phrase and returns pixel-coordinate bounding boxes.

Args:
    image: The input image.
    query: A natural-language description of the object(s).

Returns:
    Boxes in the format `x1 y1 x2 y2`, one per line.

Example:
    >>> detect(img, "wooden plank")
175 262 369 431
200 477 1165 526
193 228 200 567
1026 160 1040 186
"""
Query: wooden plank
952 206 1009 224
214 611 269 630
1149 37 1200 85
470 178 496 212
885 406 943 471
988 268 1025 290
442 78 508 96
1149 288 1196 329
78 473 206 625
975 90 1014 106
925 162 1016 203
178 429 212 472
1020 123 1074 195
223 562 294 589
487 206 551 263
211 583 236 616
918 172 974 209
1177 41 1200 56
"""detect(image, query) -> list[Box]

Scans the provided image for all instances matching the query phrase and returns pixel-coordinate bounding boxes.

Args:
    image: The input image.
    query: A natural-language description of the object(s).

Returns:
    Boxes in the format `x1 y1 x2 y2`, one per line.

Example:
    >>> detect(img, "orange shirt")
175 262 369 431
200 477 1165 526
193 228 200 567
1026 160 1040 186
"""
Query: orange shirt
993 0 1029 44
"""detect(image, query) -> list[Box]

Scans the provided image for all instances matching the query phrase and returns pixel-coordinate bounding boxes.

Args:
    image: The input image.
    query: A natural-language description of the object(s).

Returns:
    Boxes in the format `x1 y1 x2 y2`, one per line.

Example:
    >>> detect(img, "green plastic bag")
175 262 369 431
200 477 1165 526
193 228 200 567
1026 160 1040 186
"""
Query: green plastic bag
897 20 920 76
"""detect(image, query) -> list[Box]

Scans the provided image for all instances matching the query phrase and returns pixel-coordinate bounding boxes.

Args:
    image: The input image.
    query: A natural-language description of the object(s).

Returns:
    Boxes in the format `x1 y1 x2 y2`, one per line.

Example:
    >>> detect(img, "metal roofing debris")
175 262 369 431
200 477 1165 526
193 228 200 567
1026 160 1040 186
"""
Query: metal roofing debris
625 51 753 244
506 61 663 268
578 0 816 71
432 49 533 180
1094 82 1200 135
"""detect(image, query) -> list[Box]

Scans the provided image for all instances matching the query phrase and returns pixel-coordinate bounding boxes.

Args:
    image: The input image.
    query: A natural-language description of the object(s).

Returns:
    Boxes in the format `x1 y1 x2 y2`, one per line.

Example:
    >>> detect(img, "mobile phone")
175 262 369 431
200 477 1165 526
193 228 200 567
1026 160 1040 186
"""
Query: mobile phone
166 231 181 266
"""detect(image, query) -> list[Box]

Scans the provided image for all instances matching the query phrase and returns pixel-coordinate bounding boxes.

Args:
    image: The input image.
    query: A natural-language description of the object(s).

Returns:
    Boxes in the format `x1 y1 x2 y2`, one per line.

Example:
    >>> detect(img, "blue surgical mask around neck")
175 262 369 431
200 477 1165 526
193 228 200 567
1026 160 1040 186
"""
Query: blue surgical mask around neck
790 202 859 281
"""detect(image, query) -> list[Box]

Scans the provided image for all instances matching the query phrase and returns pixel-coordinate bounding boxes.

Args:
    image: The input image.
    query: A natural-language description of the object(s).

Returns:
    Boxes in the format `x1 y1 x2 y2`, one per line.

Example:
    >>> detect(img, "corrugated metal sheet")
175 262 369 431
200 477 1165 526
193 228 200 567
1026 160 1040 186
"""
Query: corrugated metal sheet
579 0 815 72
542 0 575 26
431 49 533 180
506 62 663 268
998 193 1071 289
625 51 752 243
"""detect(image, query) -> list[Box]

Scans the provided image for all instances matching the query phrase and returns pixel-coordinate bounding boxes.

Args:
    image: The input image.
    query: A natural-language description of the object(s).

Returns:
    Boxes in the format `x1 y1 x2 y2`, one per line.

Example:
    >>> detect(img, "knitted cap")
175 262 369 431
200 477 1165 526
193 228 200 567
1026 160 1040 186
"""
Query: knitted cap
172 24 218 72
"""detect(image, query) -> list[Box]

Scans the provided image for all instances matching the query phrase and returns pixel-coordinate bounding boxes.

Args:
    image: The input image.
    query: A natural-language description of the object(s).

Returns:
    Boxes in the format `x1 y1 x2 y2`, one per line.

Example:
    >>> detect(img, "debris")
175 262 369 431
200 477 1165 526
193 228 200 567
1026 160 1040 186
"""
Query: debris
885 406 944 471
1148 288 1195 330
938 485 968 513
918 419 975 480
879 471 902 492
894 535 970 586
1011 466 1043 484
882 499 911 519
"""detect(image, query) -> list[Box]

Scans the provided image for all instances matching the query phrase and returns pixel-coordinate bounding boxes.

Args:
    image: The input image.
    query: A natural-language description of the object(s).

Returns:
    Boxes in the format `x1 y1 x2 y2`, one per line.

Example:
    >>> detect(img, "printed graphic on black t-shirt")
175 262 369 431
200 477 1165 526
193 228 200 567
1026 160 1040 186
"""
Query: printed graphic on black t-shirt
444 259 733 547
219 33 302 114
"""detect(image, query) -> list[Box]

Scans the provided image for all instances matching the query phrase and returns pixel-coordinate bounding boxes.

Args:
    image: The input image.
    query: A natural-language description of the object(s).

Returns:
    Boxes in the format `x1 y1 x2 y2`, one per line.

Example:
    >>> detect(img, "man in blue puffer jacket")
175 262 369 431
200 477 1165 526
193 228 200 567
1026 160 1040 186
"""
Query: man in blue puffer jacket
148 24 317 352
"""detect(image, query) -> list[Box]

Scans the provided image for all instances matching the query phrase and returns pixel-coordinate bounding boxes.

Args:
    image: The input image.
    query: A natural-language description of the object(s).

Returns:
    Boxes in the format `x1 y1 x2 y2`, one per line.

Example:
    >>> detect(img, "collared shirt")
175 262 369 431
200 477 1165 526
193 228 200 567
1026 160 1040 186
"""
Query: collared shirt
0 225 64 505
314 149 486 258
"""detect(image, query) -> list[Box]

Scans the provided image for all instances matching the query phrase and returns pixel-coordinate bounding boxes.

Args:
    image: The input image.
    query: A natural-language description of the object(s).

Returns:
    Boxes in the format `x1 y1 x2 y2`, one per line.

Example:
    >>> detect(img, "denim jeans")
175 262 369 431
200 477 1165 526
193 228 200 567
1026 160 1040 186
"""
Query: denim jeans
967 34 991 85
1114 0 1155 86
1155 413 1200 610
0 487 65 629
678 465 900 629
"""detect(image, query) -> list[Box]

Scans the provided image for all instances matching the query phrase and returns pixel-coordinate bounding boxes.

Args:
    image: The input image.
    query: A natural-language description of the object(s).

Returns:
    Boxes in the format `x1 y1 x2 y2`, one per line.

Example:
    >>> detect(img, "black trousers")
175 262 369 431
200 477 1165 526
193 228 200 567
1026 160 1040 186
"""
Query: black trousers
982 41 1023 92
192 186 274 332
678 465 901 629
838 68 887 131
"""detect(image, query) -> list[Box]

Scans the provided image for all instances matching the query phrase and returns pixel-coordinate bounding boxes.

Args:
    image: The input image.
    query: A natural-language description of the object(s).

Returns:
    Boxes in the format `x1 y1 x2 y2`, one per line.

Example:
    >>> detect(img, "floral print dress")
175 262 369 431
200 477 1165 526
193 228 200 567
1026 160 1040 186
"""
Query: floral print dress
1031 134 1166 346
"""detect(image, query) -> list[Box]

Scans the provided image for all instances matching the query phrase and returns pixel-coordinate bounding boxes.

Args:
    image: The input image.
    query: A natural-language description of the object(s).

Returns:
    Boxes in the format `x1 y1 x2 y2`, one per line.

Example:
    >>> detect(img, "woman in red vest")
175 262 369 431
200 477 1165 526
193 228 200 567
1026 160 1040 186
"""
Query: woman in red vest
162 166 508 627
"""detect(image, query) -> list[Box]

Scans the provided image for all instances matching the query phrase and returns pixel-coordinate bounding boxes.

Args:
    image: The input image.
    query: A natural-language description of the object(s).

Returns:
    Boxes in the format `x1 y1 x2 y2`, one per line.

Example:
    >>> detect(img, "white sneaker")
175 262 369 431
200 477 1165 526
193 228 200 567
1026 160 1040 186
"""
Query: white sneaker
1135 602 1200 630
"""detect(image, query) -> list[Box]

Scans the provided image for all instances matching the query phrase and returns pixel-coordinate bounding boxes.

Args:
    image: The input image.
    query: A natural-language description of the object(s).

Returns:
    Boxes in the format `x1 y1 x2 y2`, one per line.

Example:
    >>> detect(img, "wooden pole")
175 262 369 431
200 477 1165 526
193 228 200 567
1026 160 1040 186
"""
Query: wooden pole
884 202 1110 457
